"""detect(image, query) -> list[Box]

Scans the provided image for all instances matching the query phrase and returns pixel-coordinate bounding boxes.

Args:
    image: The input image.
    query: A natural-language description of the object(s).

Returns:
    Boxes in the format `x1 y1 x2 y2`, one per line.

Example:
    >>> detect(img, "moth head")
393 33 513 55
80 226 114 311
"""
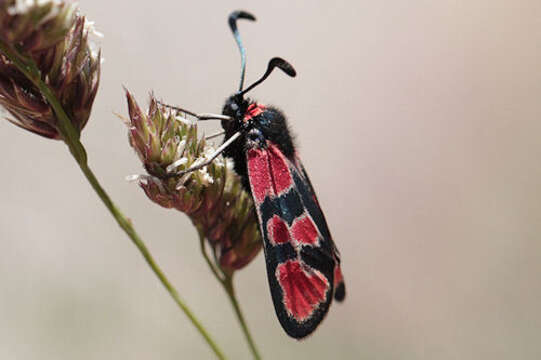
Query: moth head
221 94 248 133
222 94 248 120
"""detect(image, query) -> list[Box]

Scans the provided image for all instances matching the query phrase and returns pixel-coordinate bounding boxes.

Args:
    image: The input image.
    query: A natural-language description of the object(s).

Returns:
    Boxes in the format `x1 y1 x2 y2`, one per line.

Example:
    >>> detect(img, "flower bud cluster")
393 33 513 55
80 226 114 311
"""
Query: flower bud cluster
0 0 100 139
125 91 261 273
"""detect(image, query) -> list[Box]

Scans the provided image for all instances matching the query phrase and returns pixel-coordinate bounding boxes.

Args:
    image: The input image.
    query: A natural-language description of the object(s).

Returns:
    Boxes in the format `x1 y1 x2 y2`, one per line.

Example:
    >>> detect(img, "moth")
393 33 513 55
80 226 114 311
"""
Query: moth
165 10 345 339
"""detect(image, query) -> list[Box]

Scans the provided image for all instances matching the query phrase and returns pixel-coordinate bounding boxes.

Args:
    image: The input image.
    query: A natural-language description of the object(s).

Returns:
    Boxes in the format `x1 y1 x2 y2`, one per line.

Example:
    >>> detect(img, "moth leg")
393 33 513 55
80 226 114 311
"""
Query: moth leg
197 113 233 121
205 131 226 140
167 131 242 175
157 101 232 121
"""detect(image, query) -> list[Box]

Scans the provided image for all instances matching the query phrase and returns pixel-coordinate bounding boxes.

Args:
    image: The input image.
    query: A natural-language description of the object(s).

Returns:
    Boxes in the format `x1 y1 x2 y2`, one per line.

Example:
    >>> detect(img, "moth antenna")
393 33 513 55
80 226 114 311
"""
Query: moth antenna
239 57 296 96
228 10 256 91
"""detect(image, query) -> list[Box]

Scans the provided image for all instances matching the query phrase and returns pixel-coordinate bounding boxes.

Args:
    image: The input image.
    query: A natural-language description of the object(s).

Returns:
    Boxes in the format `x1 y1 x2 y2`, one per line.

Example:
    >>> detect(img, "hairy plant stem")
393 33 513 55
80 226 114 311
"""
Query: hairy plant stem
198 229 262 360
0 40 226 360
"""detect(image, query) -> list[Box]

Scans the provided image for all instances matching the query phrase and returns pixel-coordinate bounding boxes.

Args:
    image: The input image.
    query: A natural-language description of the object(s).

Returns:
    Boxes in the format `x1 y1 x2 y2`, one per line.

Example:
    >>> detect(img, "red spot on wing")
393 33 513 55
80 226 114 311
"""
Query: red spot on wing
276 260 329 322
334 265 344 285
290 215 319 245
267 215 290 245
268 144 293 195
247 143 293 203
247 148 272 204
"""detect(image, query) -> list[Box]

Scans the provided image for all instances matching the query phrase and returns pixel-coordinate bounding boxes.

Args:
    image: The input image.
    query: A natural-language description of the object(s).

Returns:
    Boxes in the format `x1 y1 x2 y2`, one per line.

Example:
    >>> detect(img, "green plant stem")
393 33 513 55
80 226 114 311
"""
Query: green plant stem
198 228 225 283
0 40 226 360
223 275 262 360
198 230 262 360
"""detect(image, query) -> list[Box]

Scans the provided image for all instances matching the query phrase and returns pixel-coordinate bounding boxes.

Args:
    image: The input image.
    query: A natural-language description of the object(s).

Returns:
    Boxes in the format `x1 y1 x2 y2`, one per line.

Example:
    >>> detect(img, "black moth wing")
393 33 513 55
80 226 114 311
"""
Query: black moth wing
246 139 342 338
296 158 346 301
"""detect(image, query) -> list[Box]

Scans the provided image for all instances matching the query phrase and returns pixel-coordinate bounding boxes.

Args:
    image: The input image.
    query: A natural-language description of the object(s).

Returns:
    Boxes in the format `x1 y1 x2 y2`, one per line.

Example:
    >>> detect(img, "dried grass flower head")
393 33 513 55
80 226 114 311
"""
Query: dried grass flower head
124 91 262 274
0 0 101 139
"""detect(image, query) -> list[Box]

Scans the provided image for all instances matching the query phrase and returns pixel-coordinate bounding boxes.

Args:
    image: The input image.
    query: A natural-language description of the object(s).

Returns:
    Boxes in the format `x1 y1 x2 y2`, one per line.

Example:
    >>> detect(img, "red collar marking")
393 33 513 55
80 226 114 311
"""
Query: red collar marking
243 103 266 122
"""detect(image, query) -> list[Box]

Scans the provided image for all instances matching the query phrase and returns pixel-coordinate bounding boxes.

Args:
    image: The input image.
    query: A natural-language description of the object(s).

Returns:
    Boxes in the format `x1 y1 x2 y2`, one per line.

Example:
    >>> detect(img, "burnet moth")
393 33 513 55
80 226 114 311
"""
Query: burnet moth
165 10 346 339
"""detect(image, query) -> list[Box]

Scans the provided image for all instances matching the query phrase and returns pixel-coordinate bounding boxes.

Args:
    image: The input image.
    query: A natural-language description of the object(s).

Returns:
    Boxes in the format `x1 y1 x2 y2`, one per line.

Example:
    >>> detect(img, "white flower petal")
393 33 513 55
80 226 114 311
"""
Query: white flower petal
176 139 186 156
175 115 195 126
176 173 192 190
166 157 188 173
199 167 214 185
125 174 141 182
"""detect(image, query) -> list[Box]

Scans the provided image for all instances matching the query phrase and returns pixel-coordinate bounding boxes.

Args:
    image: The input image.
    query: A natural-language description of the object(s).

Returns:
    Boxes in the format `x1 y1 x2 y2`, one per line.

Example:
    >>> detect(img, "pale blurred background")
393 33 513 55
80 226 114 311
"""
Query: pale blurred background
1 0 541 359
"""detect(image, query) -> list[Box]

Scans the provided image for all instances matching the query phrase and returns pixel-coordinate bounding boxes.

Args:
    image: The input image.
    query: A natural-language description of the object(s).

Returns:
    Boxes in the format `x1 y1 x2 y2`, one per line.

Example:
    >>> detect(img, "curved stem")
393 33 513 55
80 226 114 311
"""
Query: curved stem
223 275 262 360
198 227 225 283
0 40 226 360
76 162 225 360
197 231 261 359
